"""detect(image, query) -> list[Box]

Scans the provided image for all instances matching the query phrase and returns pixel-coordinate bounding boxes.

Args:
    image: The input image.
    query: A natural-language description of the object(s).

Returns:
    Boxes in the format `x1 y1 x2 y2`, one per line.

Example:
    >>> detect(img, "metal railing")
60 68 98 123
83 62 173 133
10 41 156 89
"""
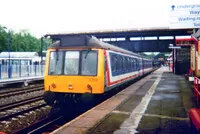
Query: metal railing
0 64 45 79
194 77 200 106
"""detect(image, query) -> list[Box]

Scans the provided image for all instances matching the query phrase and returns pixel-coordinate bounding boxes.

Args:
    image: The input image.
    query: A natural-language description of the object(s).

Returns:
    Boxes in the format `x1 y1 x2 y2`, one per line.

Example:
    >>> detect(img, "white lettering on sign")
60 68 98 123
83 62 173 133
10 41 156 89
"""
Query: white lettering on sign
169 4 200 29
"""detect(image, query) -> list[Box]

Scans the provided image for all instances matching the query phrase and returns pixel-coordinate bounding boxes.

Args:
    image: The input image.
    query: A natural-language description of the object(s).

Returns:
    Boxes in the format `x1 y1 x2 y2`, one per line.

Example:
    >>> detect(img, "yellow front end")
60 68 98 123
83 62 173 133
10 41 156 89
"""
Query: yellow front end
44 48 105 94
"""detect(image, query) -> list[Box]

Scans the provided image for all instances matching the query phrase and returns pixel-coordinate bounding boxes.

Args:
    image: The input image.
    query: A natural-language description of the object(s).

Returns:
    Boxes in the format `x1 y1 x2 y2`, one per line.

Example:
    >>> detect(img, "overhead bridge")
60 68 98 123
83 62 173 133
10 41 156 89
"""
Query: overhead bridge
46 27 195 52
105 39 173 52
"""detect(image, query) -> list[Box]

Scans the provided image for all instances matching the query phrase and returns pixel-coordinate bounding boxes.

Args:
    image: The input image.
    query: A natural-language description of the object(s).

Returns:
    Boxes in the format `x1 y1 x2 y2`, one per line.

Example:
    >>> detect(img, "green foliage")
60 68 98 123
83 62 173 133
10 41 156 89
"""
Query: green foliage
0 26 8 52
0 25 51 52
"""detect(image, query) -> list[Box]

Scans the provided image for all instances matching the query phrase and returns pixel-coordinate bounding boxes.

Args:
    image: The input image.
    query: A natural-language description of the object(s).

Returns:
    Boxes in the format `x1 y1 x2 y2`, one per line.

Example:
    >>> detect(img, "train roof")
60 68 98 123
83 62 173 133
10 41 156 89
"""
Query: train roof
49 35 142 57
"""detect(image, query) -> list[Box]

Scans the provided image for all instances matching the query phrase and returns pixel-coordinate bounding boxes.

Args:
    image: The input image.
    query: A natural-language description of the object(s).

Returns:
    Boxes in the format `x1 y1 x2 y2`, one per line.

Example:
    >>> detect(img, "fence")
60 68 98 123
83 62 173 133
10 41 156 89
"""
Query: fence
194 77 200 106
0 64 45 79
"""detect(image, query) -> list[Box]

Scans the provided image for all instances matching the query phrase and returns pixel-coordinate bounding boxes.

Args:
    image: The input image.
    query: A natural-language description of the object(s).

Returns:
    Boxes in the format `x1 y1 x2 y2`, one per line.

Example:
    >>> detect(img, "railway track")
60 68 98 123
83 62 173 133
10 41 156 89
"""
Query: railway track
0 96 43 112
0 86 44 107
13 82 134 133
14 103 92 134
0 83 49 134
19 72 154 133
15 115 65 134
0 96 45 121
0 96 50 134
0 85 43 98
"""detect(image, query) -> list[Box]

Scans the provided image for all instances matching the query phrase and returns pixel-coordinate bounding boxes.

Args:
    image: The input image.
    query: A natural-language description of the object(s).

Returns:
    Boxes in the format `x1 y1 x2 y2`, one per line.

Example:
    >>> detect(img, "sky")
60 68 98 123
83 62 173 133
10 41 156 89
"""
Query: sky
0 0 199 37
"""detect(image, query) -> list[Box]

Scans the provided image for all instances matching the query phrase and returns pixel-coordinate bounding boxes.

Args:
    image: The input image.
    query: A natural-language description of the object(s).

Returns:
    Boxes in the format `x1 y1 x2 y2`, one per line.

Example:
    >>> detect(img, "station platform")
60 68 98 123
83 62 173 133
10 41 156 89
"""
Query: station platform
0 76 43 85
52 67 195 134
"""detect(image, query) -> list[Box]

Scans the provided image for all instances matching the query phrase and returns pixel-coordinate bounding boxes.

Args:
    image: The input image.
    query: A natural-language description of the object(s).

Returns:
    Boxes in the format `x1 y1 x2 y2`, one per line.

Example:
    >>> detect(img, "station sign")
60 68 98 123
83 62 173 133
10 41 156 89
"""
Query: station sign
175 38 196 46
169 4 200 29
169 46 181 49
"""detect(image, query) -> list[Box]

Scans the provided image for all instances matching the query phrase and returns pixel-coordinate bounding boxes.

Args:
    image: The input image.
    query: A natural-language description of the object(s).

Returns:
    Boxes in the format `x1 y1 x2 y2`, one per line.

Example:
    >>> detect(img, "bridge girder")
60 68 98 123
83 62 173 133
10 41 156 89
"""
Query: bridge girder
107 40 174 52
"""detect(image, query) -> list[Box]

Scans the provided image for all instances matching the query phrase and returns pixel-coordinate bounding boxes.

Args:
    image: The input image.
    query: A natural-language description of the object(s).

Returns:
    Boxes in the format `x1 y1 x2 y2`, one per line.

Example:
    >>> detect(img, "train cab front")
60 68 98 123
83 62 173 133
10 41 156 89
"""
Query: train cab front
43 48 105 105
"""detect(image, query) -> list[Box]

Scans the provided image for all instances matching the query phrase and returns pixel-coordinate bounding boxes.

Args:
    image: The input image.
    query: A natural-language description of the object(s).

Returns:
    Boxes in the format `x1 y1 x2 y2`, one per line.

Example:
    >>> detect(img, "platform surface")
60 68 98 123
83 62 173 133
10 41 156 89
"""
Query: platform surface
52 67 195 134
0 76 43 85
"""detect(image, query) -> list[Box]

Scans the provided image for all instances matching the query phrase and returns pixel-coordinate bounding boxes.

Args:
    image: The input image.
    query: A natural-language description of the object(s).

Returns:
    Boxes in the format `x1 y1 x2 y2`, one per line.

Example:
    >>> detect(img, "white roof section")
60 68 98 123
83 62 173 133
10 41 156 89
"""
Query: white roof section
0 52 39 58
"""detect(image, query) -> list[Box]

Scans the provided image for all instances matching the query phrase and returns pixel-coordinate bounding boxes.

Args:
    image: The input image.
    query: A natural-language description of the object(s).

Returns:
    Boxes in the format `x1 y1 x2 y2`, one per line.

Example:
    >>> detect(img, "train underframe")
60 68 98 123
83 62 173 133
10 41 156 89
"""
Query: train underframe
43 91 96 106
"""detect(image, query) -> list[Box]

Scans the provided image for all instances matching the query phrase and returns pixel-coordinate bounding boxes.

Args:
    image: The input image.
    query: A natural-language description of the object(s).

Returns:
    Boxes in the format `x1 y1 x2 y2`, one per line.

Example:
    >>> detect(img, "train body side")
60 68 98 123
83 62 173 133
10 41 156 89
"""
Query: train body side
104 50 144 90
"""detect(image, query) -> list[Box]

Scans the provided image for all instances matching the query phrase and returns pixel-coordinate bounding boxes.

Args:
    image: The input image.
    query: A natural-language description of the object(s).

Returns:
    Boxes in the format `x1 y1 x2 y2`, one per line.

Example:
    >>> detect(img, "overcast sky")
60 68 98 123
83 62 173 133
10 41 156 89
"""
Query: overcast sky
0 0 199 37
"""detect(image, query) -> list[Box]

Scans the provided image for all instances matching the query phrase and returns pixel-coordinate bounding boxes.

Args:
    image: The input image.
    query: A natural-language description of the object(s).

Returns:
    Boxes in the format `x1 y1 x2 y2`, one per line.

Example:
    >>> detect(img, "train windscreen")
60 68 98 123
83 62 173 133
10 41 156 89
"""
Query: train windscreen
49 50 98 76
49 51 63 75
64 51 79 75
81 50 98 75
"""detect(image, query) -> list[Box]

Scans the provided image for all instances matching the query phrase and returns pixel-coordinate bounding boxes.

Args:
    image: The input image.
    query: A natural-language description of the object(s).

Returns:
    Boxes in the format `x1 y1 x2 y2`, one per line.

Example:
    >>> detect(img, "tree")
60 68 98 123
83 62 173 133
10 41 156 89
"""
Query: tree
0 25 41 52
0 26 8 52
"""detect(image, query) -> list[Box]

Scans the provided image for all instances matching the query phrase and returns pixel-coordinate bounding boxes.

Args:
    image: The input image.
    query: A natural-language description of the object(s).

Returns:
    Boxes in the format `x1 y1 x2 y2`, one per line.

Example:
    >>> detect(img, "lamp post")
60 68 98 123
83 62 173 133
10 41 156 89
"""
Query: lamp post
3 27 11 78
40 36 43 64
40 36 44 75
8 32 11 78
40 35 49 64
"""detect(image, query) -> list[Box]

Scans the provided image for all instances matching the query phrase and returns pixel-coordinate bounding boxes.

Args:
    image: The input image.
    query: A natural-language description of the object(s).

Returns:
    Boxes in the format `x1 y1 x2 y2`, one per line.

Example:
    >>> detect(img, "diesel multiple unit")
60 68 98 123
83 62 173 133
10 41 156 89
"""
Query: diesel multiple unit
43 35 153 106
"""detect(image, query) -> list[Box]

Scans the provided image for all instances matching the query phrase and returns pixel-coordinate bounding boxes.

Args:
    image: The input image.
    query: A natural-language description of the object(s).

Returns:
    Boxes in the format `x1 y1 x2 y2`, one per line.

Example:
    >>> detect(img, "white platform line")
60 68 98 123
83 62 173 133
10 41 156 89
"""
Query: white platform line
112 110 188 121
114 72 162 134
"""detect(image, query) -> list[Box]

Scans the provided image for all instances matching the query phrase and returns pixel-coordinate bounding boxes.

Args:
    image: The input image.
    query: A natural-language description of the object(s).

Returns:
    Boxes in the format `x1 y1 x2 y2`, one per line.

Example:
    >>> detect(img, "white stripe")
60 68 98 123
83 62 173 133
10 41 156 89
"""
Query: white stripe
114 72 162 134
110 71 138 82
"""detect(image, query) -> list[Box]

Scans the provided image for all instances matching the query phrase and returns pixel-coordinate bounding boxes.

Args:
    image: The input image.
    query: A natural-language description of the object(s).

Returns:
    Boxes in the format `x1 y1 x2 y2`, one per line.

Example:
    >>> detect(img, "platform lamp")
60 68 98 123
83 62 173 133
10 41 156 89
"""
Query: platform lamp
3 26 11 78
40 35 50 63
40 36 44 64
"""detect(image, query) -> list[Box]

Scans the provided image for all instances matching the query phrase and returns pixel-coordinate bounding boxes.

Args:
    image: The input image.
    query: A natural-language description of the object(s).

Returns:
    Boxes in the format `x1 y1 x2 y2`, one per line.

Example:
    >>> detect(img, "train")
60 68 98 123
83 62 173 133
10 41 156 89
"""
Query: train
43 35 153 107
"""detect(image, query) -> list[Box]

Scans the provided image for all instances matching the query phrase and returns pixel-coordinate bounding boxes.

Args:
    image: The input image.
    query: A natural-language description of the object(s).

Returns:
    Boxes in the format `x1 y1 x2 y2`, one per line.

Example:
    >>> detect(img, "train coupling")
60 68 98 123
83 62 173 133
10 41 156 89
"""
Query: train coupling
43 91 56 106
